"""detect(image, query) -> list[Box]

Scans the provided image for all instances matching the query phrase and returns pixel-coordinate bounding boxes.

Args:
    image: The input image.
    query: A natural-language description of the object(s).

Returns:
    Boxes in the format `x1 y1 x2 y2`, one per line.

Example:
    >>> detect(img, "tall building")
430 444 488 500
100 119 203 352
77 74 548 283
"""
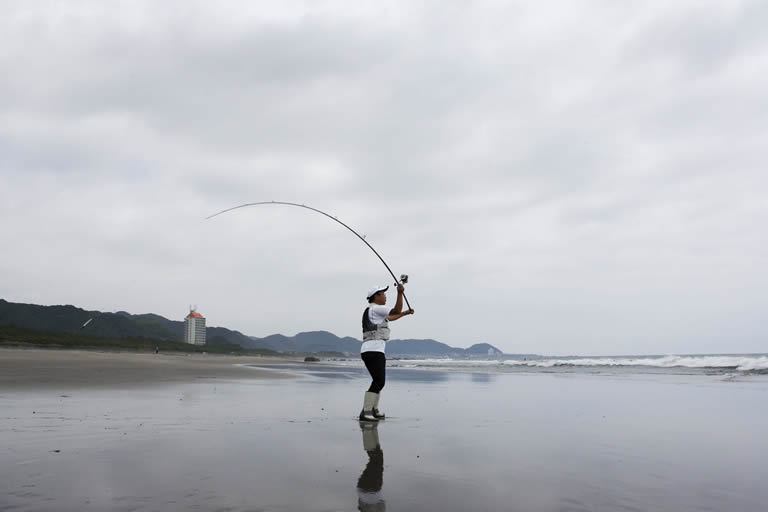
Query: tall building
184 308 206 345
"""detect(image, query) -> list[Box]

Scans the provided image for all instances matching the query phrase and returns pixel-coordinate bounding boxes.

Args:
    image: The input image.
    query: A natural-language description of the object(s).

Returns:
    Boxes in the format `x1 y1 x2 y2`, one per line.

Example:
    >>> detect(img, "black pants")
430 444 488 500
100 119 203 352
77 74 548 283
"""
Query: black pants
361 351 386 394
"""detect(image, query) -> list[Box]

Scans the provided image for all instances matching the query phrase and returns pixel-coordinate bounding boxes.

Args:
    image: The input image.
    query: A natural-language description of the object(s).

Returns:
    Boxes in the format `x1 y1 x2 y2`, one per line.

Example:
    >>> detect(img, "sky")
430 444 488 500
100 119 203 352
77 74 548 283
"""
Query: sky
1 0 767 355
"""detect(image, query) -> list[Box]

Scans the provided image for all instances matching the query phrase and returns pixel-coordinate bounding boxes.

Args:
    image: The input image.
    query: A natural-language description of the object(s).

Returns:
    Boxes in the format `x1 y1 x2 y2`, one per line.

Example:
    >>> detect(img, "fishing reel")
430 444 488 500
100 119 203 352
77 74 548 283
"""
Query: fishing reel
399 274 409 284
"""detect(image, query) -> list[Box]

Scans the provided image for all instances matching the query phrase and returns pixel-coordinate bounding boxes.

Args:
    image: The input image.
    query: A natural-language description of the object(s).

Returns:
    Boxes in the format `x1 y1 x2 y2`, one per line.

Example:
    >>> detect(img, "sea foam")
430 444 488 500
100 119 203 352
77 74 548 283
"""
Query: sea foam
383 354 768 372
501 355 768 371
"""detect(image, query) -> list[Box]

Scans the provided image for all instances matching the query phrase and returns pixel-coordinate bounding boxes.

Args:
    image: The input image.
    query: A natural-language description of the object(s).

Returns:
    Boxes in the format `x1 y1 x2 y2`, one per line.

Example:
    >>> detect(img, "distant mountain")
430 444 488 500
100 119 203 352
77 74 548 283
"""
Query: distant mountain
465 343 504 356
249 332 504 358
386 338 461 356
247 331 362 354
0 299 504 357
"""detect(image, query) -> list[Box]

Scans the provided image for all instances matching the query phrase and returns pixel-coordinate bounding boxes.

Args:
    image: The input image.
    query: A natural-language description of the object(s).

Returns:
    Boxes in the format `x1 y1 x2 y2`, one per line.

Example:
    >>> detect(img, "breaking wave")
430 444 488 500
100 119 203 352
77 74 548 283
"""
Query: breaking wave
385 355 768 373
500 355 768 371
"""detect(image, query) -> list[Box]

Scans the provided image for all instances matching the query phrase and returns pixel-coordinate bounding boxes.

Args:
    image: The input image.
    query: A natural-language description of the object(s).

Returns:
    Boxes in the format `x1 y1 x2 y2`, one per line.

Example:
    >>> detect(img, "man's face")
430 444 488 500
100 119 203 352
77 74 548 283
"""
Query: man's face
374 292 387 305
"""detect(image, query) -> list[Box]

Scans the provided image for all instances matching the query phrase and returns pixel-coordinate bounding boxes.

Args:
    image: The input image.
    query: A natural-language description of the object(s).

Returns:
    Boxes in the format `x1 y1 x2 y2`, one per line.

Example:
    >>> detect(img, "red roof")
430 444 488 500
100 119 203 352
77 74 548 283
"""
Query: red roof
187 312 203 318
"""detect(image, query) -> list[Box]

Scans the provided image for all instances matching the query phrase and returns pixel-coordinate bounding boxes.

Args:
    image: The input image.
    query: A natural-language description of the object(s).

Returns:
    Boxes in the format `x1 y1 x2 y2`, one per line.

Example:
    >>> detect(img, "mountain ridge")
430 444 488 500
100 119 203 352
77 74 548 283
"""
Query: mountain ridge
0 299 504 357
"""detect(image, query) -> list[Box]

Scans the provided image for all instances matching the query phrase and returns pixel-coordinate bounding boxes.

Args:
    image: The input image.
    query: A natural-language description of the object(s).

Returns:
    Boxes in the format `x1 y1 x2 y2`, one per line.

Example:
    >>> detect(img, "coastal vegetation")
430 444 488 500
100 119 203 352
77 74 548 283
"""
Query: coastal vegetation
0 324 277 355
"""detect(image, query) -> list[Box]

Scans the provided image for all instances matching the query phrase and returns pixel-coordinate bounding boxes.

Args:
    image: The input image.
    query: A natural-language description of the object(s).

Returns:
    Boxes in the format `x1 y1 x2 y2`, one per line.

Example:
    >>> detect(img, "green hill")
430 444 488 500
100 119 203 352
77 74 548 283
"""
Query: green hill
0 299 505 356
0 299 270 350
0 324 275 355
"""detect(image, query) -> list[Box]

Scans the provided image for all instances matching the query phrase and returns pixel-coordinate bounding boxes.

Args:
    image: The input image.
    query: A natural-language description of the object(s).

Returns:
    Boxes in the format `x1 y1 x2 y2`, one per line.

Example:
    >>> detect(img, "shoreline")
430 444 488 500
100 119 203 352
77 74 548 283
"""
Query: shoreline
0 346 301 389
3 348 766 511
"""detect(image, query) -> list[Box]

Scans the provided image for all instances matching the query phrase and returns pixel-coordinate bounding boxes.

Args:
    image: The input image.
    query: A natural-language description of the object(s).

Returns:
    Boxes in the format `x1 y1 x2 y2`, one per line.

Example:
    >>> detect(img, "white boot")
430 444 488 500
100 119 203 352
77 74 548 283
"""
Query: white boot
359 391 379 422
372 393 385 419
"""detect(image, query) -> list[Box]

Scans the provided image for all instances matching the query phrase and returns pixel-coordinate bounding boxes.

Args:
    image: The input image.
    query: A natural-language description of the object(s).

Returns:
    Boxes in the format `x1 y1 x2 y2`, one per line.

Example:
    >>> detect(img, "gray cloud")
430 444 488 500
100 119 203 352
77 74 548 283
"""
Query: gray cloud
2 1 767 354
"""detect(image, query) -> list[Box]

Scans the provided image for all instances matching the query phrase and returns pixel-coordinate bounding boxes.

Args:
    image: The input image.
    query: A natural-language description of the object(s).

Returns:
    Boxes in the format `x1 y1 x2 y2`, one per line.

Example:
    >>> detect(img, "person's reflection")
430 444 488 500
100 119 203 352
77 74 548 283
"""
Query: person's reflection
357 423 386 511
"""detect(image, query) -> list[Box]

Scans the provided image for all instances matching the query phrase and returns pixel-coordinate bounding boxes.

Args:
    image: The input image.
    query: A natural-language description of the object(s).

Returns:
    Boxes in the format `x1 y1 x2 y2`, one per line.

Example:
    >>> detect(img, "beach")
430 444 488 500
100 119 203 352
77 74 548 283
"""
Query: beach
0 348 295 390
2 348 767 511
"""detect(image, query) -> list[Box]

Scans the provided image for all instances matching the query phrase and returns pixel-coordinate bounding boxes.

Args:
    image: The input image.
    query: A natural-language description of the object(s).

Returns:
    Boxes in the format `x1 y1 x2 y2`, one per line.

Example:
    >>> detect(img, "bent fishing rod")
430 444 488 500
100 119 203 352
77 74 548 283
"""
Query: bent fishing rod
205 201 412 309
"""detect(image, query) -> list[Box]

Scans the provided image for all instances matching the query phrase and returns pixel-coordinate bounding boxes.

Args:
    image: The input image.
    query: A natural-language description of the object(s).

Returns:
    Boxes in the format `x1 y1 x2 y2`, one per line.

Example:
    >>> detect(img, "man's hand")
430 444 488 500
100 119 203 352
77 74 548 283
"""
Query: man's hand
405 309 414 315
390 283 406 315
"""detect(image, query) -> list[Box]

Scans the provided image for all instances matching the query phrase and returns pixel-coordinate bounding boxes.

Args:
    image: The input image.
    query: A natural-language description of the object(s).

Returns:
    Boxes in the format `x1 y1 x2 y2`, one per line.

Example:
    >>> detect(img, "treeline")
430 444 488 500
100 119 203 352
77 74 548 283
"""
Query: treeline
0 324 278 355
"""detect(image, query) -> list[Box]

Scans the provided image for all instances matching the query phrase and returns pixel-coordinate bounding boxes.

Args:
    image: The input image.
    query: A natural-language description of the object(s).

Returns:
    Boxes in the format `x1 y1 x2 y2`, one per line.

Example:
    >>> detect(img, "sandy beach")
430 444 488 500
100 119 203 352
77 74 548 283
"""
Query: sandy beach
2 349 767 511
0 348 296 389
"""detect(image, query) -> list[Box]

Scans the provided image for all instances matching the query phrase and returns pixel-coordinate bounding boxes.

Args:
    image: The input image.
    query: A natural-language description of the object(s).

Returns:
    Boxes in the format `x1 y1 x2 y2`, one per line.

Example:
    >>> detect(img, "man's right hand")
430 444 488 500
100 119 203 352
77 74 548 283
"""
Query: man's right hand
397 283 405 293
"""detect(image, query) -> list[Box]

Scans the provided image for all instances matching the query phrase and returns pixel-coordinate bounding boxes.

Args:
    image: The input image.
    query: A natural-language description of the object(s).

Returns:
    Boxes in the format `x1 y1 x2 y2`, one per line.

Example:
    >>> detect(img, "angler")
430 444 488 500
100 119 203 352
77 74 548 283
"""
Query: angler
359 283 414 422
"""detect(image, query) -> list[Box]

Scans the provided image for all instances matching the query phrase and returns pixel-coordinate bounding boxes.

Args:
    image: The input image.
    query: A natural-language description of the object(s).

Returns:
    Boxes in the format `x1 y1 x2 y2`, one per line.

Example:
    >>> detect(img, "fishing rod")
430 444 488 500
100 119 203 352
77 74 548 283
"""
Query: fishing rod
205 201 412 309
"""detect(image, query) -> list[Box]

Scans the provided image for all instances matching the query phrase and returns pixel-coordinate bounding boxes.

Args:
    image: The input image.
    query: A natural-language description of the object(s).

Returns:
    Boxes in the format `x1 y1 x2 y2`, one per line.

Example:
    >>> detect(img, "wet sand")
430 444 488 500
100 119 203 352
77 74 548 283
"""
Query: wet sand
0 348 296 389
2 355 767 511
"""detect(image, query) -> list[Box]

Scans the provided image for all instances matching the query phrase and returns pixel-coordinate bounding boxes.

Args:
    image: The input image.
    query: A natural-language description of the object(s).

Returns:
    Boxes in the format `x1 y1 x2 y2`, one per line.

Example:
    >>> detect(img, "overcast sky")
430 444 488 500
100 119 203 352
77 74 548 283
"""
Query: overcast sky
2 1 767 355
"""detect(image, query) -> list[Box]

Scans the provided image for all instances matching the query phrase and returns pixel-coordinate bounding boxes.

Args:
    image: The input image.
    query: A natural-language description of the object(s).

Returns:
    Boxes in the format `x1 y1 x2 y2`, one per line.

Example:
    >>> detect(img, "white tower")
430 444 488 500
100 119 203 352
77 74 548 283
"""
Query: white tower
184 307 207 345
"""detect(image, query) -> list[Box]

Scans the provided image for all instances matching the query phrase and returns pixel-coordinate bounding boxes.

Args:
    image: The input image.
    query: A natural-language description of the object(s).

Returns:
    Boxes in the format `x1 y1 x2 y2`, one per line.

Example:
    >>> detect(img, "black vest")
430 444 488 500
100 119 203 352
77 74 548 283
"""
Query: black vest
362 307 390 341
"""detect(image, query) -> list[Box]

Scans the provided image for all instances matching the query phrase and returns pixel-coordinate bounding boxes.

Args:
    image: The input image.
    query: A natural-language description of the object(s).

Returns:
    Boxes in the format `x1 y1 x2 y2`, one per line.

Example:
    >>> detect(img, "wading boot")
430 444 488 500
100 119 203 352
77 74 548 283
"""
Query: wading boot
372 393 385 420
359 391 379 422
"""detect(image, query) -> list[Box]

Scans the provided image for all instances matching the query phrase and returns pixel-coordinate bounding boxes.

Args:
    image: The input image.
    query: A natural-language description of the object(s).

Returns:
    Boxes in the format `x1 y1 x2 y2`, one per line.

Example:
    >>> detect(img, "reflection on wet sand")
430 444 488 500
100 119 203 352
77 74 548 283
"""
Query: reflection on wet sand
357 423 385 512
470 372 496 383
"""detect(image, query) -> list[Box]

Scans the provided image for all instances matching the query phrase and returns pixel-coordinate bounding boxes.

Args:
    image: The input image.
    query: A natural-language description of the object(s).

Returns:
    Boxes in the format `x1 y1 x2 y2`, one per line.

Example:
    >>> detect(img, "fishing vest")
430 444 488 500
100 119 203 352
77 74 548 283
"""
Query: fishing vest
362 307 390 341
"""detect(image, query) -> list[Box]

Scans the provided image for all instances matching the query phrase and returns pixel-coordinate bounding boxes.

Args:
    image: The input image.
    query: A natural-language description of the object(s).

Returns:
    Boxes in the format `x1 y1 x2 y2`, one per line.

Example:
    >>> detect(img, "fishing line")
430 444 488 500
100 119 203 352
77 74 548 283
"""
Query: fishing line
205 201 412 309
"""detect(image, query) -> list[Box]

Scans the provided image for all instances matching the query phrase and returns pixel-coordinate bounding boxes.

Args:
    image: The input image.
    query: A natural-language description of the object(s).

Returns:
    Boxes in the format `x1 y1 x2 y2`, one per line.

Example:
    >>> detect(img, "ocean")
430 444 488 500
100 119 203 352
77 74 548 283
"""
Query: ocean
329 353 768 376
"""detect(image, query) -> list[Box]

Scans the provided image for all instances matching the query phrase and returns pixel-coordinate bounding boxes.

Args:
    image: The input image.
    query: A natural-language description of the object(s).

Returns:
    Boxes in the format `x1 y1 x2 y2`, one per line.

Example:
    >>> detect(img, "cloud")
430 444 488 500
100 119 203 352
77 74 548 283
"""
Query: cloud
1 1 767 354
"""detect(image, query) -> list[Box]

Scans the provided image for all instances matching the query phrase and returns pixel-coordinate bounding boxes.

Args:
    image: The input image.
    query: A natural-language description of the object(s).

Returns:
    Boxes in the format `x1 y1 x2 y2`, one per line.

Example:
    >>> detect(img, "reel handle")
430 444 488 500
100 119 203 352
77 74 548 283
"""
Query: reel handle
397 274 412 310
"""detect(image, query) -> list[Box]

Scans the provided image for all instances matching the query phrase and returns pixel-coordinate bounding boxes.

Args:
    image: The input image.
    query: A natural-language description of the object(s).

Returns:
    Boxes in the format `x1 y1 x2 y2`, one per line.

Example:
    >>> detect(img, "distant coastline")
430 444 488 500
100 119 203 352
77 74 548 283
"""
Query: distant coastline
0 298 503 357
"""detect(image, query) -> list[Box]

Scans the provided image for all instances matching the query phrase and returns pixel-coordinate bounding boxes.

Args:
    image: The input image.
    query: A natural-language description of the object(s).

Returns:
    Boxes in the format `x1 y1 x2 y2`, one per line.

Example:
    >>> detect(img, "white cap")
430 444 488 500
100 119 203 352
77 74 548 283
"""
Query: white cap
366 285 389 300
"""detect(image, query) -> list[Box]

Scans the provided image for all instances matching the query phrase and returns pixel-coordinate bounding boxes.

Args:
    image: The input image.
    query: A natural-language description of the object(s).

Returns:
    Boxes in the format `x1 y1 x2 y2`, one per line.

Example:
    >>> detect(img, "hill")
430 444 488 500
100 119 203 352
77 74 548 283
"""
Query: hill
0 299 504 357
0 324 276 355
0 299 269 350
248 332 504 358
465 343 504 356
